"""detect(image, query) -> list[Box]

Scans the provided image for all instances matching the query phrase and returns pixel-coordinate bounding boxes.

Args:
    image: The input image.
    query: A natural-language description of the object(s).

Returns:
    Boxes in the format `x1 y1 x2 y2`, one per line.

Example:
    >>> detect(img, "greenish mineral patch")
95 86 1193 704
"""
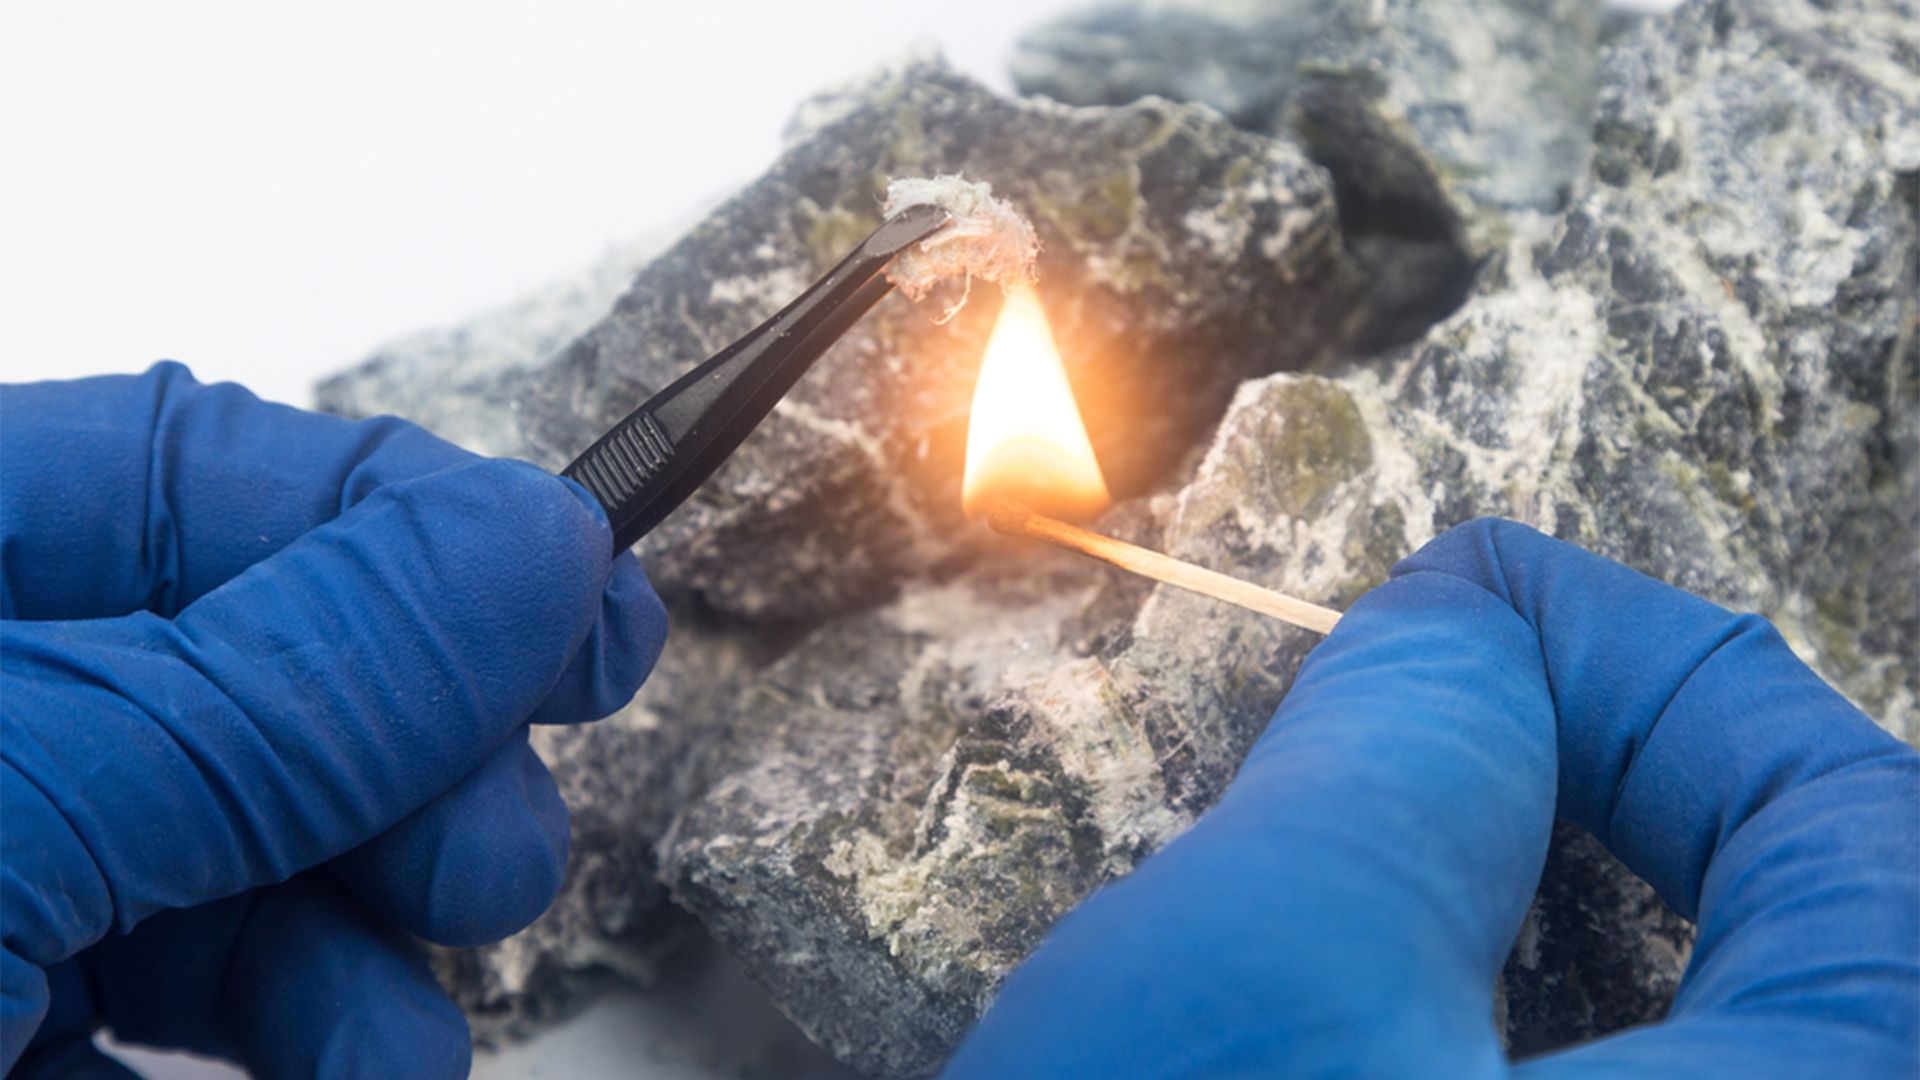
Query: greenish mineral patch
1036 169 1140 246
1255 379 1375 516
799 199 883 272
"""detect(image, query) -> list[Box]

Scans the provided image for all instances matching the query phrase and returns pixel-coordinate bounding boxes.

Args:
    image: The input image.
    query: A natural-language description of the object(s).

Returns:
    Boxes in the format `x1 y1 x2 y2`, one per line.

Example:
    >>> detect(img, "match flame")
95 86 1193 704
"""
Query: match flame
962 286 1110 521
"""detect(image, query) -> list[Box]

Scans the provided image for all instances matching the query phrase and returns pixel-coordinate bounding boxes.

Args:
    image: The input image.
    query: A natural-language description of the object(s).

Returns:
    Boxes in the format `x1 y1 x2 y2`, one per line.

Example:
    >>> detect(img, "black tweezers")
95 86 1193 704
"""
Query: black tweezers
563 204 952 550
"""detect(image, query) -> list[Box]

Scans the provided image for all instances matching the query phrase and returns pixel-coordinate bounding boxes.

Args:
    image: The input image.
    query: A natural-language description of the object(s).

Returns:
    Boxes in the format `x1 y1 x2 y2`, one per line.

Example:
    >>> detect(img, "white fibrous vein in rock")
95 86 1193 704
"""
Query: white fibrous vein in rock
883 176 1040 321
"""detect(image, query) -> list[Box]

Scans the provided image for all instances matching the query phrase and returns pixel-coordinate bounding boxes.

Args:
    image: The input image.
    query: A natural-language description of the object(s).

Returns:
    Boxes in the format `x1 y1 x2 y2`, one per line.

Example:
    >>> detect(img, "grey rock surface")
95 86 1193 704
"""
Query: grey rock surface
1015 0 1606 346
325 57 1365 622
319 0 1918 1076
318 238 659 457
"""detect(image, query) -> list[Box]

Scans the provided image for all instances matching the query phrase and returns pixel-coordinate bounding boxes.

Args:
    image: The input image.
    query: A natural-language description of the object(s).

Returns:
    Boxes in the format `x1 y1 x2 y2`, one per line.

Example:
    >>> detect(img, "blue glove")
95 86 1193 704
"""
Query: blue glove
945 519 1919 1077
1 363 668 1078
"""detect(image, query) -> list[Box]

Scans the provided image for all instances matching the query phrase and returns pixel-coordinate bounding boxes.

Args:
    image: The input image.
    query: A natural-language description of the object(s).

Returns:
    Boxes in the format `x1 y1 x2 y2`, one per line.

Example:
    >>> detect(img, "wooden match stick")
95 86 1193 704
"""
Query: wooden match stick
987 499 1343 635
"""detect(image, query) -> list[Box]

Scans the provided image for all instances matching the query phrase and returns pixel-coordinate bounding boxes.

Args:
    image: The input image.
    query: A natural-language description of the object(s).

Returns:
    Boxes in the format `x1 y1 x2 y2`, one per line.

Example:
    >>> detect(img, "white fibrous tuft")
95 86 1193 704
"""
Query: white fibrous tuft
882 176 1039 318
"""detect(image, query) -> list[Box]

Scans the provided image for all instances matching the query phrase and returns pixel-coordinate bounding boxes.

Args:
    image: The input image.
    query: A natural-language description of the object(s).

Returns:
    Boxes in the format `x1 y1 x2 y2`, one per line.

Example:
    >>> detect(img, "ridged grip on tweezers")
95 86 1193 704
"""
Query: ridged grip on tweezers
568 411 673 511
562 203 951 550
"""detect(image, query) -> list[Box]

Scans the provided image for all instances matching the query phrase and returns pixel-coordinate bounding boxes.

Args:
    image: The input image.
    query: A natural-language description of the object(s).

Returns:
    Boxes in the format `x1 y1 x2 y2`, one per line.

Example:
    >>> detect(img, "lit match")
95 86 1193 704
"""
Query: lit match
959 282 1342 636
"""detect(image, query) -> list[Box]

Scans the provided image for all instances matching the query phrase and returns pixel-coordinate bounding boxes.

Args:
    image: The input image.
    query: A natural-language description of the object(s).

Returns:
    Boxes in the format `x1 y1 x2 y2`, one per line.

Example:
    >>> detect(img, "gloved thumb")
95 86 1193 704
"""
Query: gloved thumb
2 458 618 971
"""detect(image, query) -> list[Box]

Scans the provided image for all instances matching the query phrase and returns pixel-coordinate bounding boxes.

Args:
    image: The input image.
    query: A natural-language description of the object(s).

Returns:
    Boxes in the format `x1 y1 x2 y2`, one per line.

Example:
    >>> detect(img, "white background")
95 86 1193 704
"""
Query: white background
4 2 1677 1077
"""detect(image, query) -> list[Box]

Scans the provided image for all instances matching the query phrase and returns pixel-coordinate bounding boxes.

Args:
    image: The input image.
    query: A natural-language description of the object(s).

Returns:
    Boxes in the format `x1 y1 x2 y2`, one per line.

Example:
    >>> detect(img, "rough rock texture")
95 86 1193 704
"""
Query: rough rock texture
663 548 1166 1075
318 237 658 456
327 57 1364 622
319 1 1918 1076
1015 0 1605 345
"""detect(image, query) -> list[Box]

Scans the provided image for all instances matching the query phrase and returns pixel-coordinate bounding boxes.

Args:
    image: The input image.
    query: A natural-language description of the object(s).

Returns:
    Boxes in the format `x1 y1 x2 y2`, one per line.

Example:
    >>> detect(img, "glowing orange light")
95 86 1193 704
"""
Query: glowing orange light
961 285 1111 522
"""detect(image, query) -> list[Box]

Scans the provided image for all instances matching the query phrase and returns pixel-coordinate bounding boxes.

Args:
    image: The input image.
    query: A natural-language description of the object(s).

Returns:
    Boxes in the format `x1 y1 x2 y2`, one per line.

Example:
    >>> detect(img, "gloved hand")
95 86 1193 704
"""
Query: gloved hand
1 363 668 1078
946 519 1919 1077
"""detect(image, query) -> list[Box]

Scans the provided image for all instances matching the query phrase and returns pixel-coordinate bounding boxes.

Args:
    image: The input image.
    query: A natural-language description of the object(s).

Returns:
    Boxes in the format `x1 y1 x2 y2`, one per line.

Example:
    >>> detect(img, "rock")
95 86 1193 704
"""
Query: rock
1011 4 1311 132
1014 0 1606 345
318 238 657 457
324 57 1364 622
663 545 1168 1077
661 0 1918 1074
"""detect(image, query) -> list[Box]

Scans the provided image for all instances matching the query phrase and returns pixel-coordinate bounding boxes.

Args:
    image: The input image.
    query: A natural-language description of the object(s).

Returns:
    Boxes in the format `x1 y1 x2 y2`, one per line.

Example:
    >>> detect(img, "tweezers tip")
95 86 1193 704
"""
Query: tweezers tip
864 204 953 259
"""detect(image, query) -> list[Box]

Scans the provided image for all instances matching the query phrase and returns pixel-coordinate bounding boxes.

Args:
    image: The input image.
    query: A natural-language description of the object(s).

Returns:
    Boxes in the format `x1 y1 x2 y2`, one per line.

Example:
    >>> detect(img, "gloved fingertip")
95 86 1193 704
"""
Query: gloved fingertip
608 551 669 673
333 731 570 948
367 455 625 714
306 978 470 1080
226 879 470 1080
1390 516 1533 598
529 552 668 725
